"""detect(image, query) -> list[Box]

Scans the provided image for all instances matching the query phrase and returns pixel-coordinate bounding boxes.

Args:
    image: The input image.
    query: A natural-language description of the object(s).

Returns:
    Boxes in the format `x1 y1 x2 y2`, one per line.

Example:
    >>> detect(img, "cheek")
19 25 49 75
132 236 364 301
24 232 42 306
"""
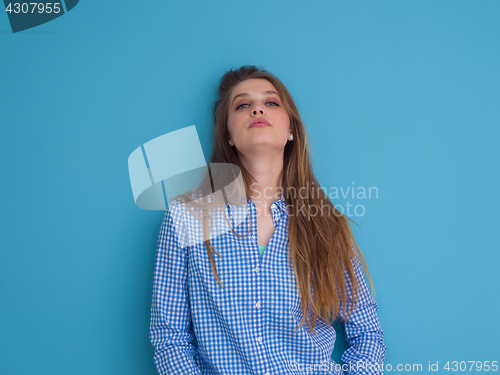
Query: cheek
276 110 291 128
228 112 245 132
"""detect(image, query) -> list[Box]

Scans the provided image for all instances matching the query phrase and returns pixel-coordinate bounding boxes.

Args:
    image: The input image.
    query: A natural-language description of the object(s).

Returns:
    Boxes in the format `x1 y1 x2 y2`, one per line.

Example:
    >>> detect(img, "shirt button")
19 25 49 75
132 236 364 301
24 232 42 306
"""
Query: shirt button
255 301 261 309
256 336 262 343
254 266 259 273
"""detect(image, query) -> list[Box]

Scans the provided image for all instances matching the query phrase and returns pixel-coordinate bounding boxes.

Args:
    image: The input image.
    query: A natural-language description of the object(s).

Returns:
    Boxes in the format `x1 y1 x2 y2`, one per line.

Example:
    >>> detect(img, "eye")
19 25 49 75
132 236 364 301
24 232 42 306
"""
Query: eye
266 101 279 106
236 103 249 110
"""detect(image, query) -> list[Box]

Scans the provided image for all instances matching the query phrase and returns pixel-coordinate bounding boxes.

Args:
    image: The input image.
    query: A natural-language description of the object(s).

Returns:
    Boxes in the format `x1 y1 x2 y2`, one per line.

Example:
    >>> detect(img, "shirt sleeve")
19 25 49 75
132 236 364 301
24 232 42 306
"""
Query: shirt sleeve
340 252 387 375
149 201 202 375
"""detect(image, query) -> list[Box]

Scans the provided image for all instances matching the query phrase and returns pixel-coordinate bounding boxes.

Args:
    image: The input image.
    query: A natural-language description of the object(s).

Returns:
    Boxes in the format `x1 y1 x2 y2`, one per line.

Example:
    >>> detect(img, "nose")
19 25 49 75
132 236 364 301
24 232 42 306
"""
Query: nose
251 103 265 116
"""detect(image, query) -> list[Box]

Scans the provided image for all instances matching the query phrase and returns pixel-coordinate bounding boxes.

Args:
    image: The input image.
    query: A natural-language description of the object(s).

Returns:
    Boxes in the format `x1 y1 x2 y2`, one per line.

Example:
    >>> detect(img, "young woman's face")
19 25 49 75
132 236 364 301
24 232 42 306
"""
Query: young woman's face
227 78 292 155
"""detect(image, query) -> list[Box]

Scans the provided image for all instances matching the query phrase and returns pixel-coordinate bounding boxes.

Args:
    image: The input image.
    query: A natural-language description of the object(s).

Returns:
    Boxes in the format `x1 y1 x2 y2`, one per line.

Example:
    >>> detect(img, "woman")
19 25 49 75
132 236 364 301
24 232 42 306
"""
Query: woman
149 66 386 374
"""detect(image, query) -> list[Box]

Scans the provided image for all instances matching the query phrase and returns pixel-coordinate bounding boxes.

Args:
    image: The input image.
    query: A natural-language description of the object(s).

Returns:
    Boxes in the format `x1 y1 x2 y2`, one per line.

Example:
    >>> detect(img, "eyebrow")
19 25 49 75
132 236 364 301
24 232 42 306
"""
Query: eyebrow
231 90 280 106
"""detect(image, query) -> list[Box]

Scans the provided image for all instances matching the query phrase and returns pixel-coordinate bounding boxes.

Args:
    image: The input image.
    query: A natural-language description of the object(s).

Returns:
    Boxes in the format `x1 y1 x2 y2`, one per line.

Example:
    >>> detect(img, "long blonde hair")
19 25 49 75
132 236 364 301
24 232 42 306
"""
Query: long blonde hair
175 66 374 334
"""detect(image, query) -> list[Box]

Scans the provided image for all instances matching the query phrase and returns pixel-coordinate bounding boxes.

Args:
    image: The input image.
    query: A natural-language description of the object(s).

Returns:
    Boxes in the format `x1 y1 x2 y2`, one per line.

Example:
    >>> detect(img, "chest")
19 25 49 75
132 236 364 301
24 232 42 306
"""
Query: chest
255 205 276 246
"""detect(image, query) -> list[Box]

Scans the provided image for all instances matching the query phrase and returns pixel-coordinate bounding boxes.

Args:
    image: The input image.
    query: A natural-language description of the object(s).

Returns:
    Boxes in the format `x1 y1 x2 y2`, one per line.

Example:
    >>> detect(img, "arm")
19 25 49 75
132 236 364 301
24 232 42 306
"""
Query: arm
149 202 202 375
340 254 386 375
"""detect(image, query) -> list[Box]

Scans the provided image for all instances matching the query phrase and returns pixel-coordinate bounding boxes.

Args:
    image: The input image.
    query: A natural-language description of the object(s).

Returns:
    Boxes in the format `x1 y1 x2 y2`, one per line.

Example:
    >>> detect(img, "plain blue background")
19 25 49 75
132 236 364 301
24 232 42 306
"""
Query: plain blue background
1 1 499 374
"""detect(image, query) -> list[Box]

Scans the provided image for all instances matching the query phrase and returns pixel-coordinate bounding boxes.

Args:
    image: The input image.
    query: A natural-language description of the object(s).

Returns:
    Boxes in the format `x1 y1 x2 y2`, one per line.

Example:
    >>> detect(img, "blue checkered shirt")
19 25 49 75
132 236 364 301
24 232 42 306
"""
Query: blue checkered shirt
149 194 386 375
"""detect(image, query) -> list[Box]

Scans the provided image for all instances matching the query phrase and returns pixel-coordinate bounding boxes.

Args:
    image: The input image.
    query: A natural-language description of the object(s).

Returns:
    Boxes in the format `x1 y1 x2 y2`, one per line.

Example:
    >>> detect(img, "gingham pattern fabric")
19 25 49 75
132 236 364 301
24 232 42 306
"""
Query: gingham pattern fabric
150 194 386 375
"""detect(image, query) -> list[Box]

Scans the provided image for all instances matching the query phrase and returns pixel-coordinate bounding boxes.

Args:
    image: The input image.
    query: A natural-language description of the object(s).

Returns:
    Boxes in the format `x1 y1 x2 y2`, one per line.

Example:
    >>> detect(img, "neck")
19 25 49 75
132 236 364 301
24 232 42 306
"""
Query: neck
239 149 284 205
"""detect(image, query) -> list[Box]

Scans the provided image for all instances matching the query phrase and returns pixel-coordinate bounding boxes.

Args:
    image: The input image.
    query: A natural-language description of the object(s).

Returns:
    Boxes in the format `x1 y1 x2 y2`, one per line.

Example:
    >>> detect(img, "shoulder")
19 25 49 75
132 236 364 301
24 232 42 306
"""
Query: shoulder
159 196 193 249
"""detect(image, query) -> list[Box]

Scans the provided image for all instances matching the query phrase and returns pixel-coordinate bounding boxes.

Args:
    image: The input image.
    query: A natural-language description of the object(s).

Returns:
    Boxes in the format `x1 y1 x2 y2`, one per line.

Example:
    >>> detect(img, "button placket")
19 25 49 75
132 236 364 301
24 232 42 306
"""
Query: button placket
249 199 266 360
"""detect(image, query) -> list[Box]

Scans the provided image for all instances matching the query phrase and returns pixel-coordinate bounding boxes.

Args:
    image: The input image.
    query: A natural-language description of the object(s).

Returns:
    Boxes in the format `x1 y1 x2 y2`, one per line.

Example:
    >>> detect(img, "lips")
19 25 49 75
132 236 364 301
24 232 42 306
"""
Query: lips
249 118 270 128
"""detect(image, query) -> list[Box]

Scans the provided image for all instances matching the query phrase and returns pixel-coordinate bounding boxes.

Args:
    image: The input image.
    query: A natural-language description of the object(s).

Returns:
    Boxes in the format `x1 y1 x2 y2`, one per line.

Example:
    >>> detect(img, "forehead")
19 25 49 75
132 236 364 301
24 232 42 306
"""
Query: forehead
230 78 278 98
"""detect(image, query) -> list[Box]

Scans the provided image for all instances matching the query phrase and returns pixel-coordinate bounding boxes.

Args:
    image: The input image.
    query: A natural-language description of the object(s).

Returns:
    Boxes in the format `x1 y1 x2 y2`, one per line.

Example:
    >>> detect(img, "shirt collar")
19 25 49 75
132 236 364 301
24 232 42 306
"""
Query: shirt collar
271 194 287 214
246 194 287 215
